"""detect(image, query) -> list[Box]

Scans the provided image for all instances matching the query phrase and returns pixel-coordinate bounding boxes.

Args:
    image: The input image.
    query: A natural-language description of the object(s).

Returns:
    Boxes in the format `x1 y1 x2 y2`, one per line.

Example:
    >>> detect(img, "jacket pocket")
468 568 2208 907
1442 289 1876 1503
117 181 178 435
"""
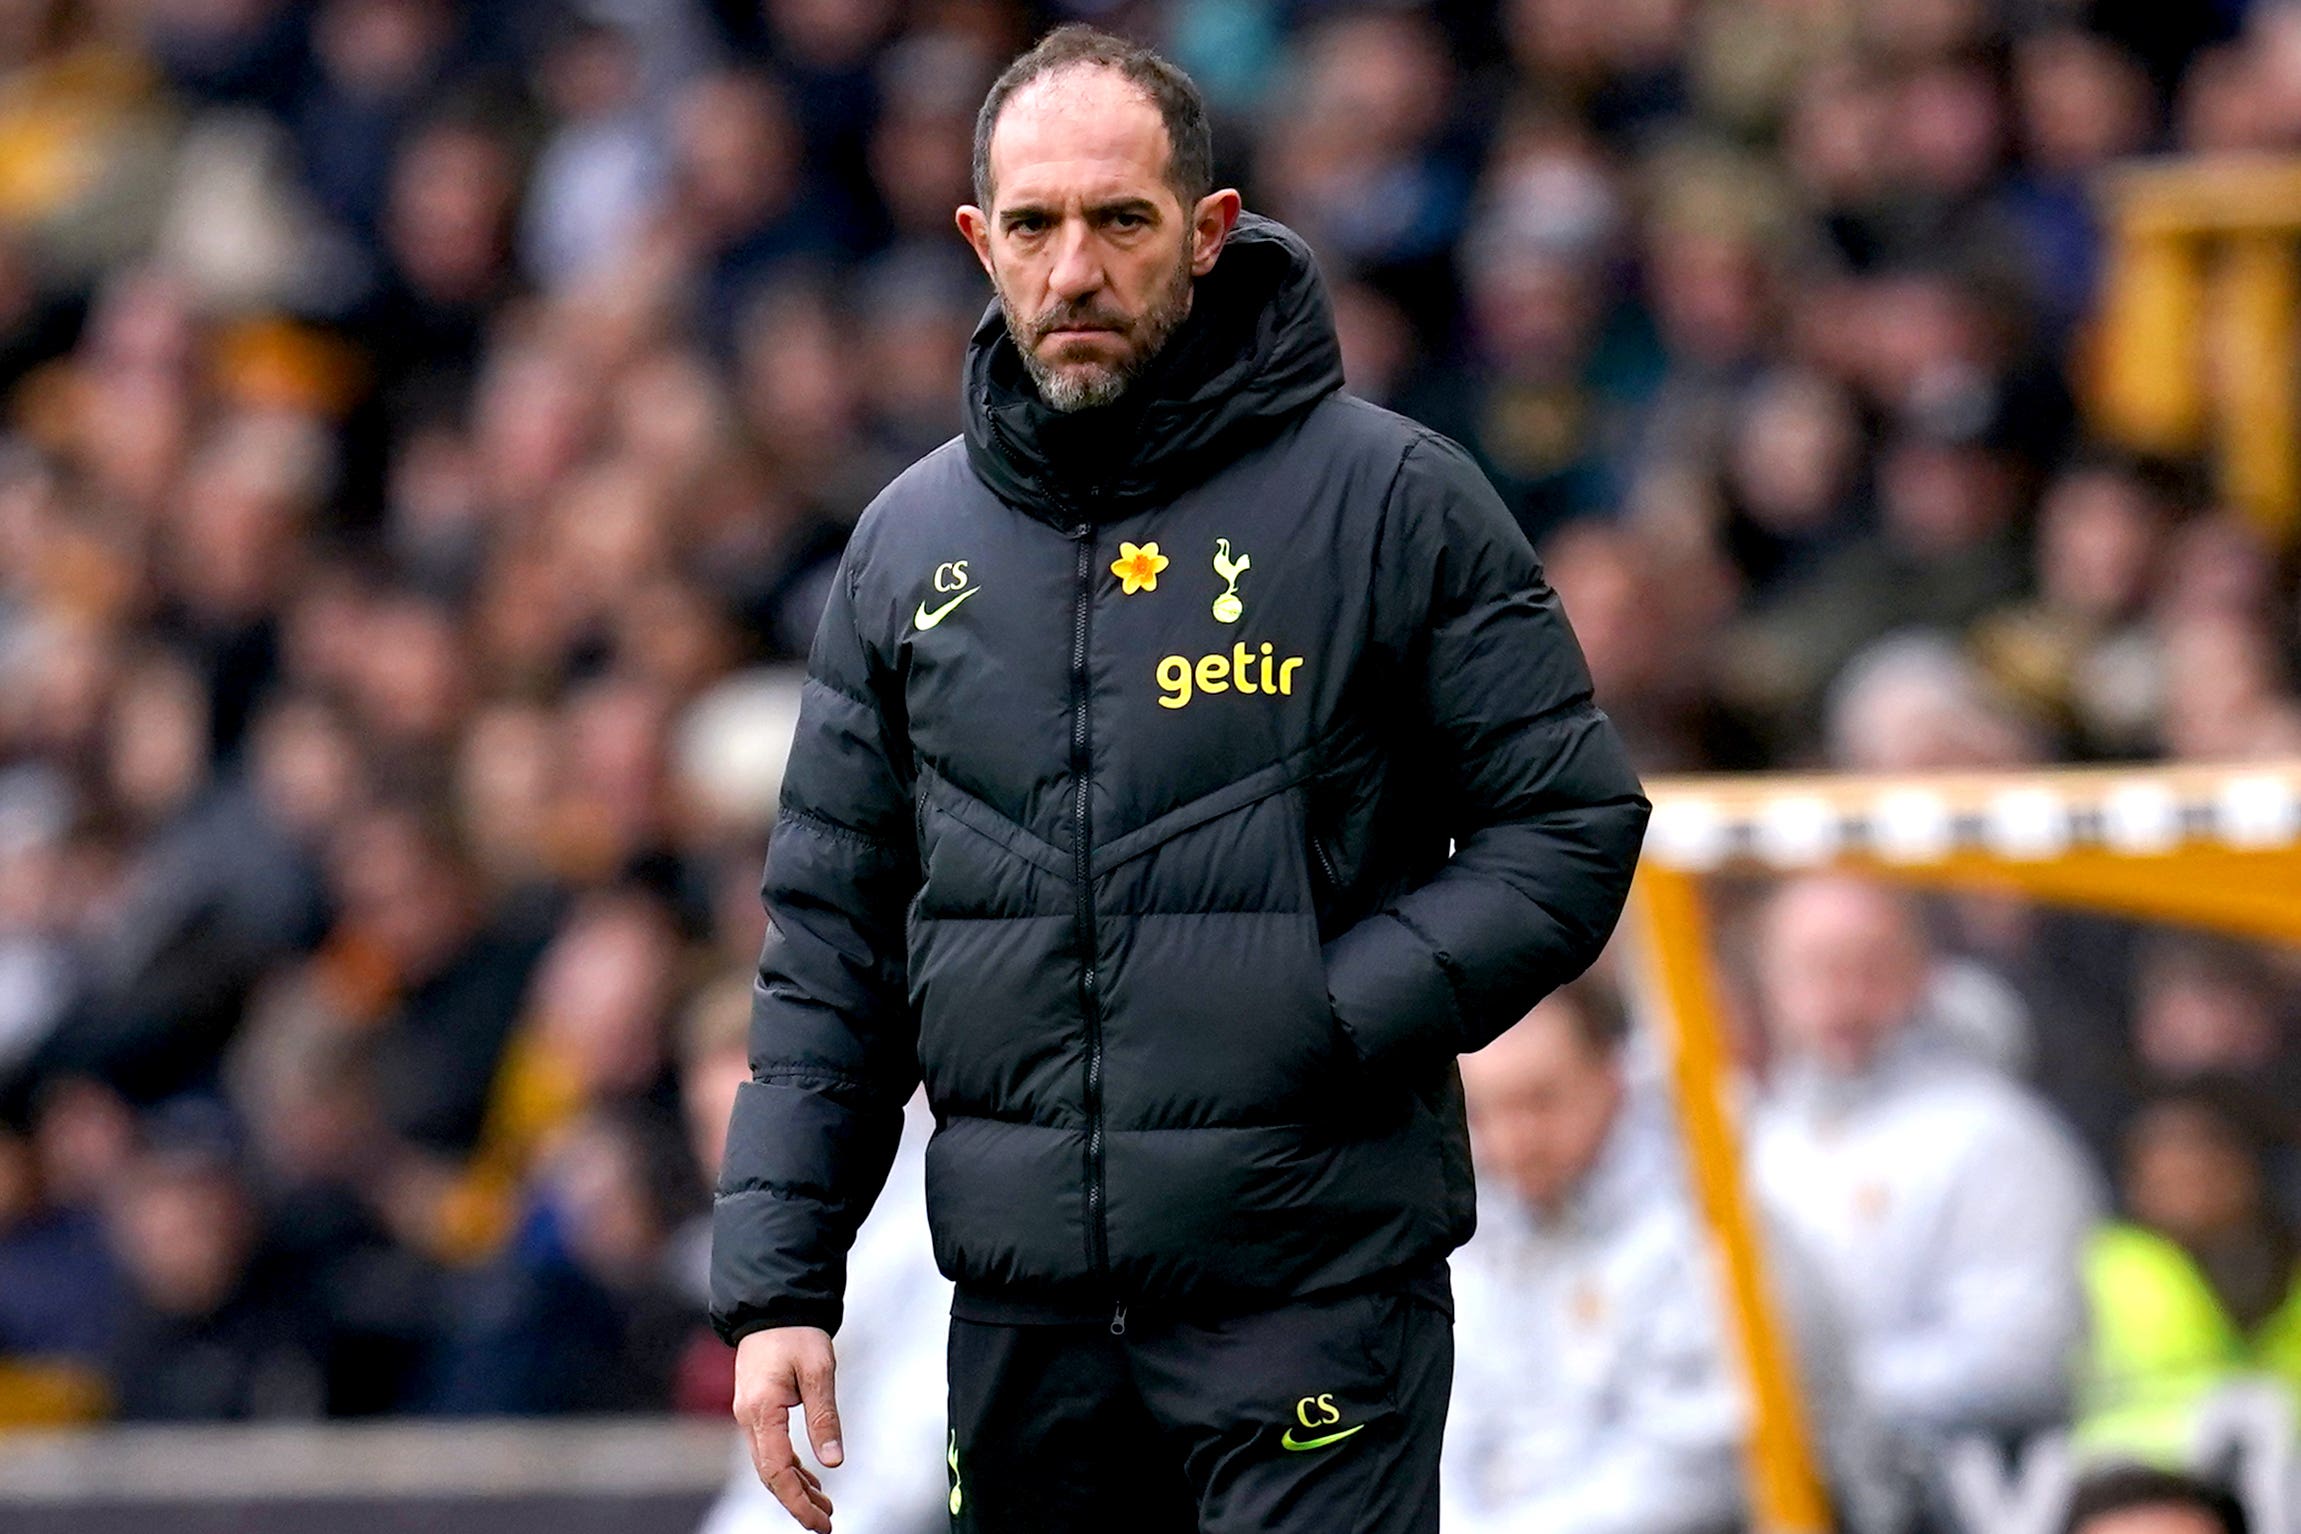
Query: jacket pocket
906 769 1078 1121
1298 724 1390 938
1303 796 1348 943
1091 770 1350 1129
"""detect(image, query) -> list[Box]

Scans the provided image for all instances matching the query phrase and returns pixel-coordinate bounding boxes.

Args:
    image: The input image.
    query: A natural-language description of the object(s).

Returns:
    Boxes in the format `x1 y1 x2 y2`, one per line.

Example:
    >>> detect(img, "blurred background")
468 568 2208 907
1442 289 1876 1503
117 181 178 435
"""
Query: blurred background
0 0 2299 1531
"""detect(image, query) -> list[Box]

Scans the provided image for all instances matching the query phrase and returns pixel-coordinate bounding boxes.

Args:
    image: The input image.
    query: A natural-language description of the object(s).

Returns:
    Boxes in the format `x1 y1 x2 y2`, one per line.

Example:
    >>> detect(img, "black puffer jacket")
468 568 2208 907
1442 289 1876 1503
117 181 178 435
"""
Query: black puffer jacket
711 215 1648 1340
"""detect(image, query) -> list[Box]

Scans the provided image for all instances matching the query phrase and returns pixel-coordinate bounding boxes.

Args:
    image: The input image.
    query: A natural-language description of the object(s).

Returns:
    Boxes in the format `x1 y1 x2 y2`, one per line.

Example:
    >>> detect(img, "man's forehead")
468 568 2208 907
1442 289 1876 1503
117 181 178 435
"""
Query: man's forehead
989 68 1175 206
1468 1006 1602 1087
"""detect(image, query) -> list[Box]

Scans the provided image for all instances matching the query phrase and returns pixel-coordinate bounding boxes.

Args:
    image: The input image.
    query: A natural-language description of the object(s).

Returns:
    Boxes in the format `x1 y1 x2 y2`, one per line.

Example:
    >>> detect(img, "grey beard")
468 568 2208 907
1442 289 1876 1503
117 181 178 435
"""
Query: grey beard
1024 349 1136 412
1008 258 1194 414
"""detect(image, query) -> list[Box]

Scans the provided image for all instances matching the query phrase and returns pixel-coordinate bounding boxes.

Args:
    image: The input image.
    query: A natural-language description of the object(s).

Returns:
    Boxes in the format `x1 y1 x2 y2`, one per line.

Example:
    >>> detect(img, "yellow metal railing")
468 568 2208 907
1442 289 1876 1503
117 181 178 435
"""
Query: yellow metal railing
1637 760 2301 1534
2095 157 2301 541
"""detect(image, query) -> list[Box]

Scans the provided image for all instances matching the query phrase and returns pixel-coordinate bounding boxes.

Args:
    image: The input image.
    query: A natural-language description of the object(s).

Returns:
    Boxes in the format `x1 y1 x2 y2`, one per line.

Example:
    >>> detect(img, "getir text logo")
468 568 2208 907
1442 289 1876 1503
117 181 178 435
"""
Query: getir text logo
1156 640 1303 709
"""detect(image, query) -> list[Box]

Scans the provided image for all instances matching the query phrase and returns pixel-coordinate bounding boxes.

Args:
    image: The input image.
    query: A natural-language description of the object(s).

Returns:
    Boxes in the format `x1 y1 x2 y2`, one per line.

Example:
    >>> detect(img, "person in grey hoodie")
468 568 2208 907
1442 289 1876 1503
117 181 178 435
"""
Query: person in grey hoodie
1748 874 2100 1449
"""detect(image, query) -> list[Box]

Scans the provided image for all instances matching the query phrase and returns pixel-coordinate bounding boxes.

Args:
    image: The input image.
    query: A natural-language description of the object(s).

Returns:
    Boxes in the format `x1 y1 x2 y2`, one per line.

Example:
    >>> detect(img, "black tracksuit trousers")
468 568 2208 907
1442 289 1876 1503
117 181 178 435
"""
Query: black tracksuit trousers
943 1265 1453 1534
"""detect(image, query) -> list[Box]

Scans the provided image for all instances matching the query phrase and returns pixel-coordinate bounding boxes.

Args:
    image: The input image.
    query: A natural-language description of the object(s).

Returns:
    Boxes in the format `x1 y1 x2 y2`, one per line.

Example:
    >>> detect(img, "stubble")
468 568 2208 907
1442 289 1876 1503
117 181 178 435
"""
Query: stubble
1004 239 1196 413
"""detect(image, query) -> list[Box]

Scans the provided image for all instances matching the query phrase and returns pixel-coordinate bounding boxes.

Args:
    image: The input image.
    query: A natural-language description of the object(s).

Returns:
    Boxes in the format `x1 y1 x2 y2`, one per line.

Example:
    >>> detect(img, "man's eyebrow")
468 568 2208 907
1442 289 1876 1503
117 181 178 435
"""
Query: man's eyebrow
996 196 1163 225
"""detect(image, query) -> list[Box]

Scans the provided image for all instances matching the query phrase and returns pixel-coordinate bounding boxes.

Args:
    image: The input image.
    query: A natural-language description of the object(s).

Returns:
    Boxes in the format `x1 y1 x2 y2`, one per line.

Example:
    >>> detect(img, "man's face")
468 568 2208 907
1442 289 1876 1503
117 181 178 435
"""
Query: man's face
1758 876 1928 1077
2123 1103 2261 1247
958 67 1234 412
1462 999 1624 1218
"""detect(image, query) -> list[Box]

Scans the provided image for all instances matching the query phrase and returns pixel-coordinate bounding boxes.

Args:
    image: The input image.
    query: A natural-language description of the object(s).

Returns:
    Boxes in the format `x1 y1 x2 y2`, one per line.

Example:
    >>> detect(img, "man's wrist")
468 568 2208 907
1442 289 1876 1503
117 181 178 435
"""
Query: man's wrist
713 1298 844 1348
1324 910 1464 1071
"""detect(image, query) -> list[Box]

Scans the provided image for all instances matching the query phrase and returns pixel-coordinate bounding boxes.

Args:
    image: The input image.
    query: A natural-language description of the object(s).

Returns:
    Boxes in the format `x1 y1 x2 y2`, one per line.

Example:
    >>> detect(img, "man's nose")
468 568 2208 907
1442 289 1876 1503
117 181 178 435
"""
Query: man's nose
1047 222 1105 302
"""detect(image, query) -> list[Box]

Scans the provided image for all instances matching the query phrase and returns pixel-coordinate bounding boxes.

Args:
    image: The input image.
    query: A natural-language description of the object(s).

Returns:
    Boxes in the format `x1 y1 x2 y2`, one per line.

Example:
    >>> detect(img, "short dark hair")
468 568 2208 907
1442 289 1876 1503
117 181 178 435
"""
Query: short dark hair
2063 1465 2248 1534
1544 979 1630 1058
971 25 1213 210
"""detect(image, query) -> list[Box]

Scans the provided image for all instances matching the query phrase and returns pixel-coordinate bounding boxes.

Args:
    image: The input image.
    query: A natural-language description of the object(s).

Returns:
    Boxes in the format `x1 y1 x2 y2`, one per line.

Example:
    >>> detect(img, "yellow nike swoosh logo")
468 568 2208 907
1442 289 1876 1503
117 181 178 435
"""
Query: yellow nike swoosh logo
1279 1423 1365 1452
913 587 979 631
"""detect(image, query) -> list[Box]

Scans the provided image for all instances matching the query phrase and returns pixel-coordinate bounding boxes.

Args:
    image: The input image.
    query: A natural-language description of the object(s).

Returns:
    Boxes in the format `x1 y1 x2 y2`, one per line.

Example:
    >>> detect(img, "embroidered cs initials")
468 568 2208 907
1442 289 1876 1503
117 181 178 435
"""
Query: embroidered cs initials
914 560 979 631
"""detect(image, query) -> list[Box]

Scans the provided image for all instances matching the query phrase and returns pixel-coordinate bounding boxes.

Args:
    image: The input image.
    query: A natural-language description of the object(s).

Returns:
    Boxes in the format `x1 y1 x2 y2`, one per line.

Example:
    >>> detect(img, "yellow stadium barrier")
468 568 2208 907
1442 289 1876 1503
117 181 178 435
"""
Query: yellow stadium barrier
2095 157 2301 544
1635 761 2301 1534
0 1359 108 1428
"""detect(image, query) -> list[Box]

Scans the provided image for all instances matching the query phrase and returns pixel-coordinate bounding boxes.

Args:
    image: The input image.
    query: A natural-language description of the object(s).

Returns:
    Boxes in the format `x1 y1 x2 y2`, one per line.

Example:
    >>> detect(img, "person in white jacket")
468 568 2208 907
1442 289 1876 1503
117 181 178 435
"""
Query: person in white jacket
674 977 950 1534
700 1090 951 1534
1748 874 2101 1447
1443 984 1897 1534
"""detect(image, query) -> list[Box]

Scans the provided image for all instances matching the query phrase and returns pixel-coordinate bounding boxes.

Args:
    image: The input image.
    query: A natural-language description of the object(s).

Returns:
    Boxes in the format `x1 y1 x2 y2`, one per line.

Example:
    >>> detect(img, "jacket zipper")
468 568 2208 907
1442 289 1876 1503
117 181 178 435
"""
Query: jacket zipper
1067 521 1110 1289
986 386 1118 1323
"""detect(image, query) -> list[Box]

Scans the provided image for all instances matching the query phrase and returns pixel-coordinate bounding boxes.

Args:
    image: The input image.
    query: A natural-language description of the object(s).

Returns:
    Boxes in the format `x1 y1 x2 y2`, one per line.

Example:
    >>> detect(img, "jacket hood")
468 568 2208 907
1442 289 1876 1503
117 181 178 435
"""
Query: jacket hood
962 212 1346 524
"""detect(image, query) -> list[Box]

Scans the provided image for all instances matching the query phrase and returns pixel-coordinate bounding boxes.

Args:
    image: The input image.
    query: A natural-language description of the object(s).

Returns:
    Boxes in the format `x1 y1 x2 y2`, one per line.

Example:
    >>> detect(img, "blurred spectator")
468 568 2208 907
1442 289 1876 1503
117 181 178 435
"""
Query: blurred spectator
1749 874 2101 1445
429 1103 700 1414
2132 938 2301 1113
12 651 330 1110
1972 456 2170 757
669 972 749 1414
144 0 310 116
319 802 549 1166
863 29 992 270
2005 30 2152 342
751 0 897 223
104 1136 324 1419
2079 1084 2301 1461
1445 985 1895 1534
1632 169 1779 485
1259 10 1470 300
354 104 523 400
28 1075 139 1211
521 16 662 290
666 68 844 344
0 1123 117 1419
380 881 676 1269
1402 116 1650 544
228 971 438 1415
1731 423 2032 752
1546 516 1744 771
699 1074 949 1534
1824 631 2045 774
1715 367 1864 603
292 0 460 246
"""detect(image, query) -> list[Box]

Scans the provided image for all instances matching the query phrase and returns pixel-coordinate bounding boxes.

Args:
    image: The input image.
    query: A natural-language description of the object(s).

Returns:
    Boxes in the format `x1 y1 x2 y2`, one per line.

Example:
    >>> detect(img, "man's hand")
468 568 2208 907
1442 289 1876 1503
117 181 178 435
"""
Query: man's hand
734 1326 844 1532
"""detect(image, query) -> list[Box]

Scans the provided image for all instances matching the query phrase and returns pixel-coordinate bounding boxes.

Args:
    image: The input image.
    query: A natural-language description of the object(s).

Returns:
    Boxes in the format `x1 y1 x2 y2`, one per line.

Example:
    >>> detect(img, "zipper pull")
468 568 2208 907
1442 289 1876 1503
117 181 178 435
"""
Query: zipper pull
1109 1301 1129 1337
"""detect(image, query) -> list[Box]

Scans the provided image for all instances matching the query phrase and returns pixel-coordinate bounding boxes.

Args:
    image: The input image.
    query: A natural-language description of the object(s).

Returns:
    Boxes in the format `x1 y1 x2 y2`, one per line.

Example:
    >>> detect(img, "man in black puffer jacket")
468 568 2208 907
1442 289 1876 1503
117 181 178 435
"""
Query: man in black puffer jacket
714 26 1649 1534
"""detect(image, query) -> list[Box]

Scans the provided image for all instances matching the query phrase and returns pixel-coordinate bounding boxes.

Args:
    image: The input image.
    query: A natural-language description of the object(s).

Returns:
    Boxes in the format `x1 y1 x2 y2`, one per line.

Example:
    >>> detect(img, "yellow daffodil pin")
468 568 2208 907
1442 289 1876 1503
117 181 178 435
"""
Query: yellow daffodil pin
1111 541 1169 594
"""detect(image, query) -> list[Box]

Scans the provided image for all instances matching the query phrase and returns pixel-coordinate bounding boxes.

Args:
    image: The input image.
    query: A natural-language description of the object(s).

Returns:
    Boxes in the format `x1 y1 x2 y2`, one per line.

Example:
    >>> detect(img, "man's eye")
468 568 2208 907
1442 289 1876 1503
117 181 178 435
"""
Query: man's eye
1112 213 1147 229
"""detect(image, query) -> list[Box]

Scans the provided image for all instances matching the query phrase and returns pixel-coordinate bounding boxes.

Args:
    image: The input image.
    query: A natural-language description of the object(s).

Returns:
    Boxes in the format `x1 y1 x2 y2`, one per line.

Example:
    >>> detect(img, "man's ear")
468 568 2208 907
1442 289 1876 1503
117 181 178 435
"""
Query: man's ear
955 204 995 276
1189 189 1242 277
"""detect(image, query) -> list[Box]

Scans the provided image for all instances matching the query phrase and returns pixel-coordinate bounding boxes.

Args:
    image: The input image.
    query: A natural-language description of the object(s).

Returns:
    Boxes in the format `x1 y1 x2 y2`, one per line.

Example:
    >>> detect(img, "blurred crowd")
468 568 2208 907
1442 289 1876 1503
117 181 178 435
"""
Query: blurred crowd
0 0 2298 1524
